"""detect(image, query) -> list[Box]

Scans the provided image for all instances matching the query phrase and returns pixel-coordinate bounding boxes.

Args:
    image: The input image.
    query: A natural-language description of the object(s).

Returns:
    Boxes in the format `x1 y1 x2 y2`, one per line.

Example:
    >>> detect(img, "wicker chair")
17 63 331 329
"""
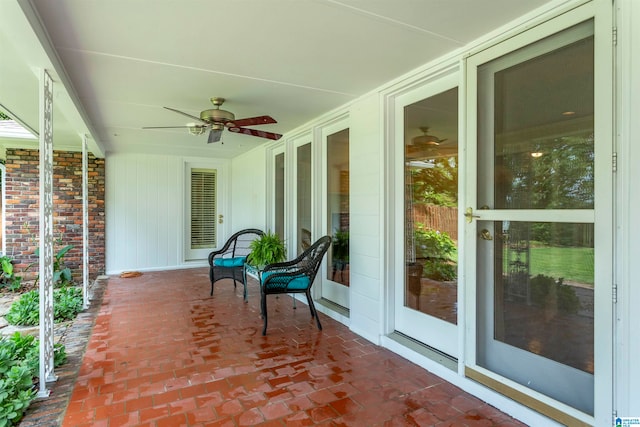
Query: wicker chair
208 228 264 301
259 235 331 335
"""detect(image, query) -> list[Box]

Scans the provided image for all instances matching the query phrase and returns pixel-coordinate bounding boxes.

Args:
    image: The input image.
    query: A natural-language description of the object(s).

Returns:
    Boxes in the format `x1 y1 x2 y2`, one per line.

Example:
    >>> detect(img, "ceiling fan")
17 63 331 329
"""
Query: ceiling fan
143 97 282 144
406 127 457 159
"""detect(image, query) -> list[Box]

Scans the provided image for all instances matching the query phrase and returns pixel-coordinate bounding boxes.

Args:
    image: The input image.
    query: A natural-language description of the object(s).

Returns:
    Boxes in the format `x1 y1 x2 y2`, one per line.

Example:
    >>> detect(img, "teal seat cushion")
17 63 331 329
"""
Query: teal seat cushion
262 272 309 290
213 256 246 268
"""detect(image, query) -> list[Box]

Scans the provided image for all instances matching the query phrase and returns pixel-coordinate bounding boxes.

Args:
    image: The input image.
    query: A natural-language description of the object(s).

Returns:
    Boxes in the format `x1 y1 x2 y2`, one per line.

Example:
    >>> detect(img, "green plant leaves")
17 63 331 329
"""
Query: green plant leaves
247 232 287 268
5 286 83 326
413 225 458 281
5 292 38 326
31 244 75 287
53 287 83 322
0 256 22 292
0 333 67 426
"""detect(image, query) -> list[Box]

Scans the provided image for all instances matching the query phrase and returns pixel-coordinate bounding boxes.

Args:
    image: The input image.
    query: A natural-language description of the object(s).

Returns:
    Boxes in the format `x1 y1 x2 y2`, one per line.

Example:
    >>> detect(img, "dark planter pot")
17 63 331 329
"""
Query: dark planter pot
406 262 424 296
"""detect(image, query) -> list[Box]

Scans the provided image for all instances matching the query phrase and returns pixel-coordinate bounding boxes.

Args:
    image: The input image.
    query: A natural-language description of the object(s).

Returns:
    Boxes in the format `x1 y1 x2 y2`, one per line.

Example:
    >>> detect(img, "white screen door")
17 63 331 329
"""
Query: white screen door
465 3 612 420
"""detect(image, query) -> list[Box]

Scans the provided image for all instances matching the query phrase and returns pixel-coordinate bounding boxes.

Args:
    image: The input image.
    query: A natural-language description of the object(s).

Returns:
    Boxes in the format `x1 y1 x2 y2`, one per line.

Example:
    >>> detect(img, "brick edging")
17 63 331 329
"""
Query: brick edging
18 277 109 427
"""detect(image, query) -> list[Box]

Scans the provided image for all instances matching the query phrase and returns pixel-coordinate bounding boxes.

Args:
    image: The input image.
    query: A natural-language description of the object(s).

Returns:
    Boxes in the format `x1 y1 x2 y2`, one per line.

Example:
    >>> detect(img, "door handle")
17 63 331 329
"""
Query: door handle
218 214 224 224
480 229 493 240
464 207 480 223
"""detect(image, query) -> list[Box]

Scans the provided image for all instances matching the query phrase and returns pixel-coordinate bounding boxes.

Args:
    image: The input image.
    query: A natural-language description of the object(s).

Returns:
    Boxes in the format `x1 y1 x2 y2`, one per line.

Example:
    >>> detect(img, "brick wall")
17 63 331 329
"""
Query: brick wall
3 148 105 282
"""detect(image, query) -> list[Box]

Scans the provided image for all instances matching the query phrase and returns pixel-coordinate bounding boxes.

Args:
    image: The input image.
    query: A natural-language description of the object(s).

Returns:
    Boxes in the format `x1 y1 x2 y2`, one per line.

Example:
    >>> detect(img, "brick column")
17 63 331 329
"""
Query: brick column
3 148 105 282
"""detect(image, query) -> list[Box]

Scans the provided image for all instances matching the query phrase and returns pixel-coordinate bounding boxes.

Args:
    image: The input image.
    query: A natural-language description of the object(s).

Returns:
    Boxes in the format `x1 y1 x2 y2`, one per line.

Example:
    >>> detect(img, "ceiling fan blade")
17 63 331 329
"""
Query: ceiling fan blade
227 115 277 127
164 106 207 124
207 129 222 144
227 126 282 140
142 125 192 129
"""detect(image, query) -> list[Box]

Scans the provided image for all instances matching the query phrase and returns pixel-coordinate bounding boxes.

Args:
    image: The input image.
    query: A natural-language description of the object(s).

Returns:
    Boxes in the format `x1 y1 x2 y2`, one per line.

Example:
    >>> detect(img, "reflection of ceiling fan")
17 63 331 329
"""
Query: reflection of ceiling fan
143 97 282 143
411 126 447 146
406 126 457 159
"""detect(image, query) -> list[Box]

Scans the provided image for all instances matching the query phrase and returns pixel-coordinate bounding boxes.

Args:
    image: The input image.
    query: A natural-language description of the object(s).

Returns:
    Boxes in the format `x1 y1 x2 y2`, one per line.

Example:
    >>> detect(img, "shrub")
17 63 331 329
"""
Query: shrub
529 274 581 314
5 286 83 326
413 224 457 281
0 333 66 427
422 259 457 282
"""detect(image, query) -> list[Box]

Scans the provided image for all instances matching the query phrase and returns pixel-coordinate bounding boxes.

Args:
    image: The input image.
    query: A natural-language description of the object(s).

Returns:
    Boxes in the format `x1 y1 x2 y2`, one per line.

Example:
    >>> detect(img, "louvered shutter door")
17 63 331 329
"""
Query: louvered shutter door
190 168 217 249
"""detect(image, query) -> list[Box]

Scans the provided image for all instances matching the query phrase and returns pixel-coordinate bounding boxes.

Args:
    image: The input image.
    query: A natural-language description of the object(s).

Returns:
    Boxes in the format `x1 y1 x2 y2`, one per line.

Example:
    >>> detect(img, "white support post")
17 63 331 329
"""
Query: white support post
82 136 89 309
38 69 56 398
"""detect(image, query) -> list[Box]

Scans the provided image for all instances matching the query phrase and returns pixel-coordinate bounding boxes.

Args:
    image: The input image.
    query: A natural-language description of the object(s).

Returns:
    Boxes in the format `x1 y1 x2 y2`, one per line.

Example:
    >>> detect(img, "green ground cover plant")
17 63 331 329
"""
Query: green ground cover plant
0 333 66 426
5 286 83 326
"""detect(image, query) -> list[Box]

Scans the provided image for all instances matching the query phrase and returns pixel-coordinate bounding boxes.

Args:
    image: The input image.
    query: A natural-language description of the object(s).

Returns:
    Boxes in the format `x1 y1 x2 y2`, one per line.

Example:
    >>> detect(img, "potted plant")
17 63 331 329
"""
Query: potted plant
332 229 349 263
247 231 287 269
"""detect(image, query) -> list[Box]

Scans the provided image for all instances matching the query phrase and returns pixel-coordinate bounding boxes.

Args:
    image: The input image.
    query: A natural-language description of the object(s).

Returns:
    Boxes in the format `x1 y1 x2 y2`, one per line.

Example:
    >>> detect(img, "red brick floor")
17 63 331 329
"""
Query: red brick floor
61 268 526 427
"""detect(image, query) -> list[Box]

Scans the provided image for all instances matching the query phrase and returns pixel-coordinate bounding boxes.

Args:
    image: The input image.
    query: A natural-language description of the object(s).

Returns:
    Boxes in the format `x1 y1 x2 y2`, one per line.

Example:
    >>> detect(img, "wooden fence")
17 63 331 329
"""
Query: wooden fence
412 205 458 241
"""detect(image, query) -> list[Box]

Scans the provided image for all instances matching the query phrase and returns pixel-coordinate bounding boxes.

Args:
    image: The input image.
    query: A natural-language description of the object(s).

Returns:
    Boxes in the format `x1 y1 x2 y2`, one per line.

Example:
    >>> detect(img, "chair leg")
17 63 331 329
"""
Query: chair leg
209 268 215 296
306 290 322 331
242 267 248 302
261 294 268 336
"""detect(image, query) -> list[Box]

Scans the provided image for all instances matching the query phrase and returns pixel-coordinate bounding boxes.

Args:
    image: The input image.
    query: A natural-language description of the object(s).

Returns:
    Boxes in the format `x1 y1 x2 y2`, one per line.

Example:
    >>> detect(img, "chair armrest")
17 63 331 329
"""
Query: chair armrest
208 247 234 266
262 259 300 272
209 228 265 267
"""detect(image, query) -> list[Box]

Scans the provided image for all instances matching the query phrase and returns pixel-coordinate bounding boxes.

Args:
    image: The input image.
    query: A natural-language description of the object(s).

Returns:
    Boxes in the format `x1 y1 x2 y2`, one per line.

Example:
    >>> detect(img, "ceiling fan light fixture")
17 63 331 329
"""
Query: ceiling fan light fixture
187 123 206 135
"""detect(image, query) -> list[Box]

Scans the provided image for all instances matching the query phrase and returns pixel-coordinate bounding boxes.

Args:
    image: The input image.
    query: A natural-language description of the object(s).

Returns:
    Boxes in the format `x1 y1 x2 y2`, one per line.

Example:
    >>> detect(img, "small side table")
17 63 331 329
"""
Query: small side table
243 263 264 303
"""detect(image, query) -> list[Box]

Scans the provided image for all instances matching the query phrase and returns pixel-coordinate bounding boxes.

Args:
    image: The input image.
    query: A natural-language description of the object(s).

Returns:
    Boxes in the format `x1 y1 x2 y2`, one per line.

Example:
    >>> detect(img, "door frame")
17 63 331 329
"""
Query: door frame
392 72 461 358
266 143 286 240
319 115 350 309
183 158 229 261
462 1 613 424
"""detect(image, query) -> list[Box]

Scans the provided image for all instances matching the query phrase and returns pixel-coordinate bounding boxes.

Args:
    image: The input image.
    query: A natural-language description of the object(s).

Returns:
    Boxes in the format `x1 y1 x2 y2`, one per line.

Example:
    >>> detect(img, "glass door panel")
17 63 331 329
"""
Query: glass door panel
488 221 594 372
473 20 596 415
405 88 459 324
326 129 350 287
321 124 350 309
274 152 285 239
296 144 312 256
394 79 459 358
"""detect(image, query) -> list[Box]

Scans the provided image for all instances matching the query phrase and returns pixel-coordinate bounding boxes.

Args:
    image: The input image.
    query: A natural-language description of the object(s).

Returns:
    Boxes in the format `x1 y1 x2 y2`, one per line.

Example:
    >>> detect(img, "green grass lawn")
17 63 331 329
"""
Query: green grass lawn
527 246 594 286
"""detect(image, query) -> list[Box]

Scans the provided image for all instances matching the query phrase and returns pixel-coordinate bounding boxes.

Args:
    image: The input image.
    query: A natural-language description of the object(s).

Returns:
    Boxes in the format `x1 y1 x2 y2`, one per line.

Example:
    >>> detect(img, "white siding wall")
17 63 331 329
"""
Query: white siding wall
348 93 384 342
230 147 267 232
105 152 229 273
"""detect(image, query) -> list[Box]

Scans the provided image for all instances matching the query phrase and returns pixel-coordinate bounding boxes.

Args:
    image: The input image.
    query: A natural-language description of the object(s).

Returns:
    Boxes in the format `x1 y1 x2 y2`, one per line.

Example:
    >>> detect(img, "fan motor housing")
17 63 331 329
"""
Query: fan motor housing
200 108 235 123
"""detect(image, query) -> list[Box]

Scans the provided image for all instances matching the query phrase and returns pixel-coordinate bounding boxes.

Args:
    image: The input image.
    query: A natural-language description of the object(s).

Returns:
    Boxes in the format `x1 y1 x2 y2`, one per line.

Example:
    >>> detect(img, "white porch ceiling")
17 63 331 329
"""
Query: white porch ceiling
1 0 554 158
